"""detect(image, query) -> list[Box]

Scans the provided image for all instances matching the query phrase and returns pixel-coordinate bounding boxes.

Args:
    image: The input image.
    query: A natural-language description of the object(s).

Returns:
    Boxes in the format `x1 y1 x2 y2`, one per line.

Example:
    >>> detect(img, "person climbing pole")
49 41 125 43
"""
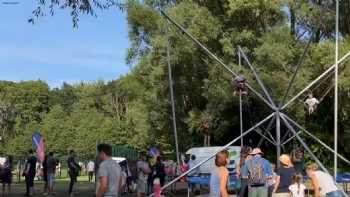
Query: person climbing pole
232 74 248 95
304 93 319 115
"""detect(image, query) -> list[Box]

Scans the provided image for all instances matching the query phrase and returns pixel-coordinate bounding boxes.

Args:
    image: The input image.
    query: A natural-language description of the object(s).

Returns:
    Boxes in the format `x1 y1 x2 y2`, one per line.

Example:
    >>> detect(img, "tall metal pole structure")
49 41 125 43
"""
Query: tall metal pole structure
166 21 180 172
276 112 281 167
238 51 244 147
334 0 339 179
157 9 350 197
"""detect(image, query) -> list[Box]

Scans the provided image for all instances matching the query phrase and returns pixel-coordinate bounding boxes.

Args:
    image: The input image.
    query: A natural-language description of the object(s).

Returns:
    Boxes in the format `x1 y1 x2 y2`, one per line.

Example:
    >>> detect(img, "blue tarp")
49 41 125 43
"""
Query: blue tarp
337 173 350 183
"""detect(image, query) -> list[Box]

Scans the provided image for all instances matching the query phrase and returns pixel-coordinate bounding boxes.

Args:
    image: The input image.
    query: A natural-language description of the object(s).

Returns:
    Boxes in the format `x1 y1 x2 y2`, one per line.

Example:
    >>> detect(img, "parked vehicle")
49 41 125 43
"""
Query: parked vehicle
185 146 241 175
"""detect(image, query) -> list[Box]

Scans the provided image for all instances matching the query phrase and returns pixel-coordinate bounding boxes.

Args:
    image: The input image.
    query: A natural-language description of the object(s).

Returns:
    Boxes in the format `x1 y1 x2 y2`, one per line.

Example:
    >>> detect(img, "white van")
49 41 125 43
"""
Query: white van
186 146 241 175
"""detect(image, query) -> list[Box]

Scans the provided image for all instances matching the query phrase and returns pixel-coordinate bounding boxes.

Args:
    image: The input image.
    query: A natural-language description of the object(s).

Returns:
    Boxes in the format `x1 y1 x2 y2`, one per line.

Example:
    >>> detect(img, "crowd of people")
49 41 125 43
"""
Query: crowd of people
209 146 343 197
0 144 346 197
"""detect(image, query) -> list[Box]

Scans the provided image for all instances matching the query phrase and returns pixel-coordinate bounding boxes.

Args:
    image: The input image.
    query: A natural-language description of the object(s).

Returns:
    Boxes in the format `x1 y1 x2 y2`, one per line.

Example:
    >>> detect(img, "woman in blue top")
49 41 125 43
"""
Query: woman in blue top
210 150 229 197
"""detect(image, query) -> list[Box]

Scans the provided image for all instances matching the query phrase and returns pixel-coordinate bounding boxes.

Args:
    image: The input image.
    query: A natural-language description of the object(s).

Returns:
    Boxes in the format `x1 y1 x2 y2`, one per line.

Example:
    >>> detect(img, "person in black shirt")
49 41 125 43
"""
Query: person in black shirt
24 149 37 196
273 154 296 195
2 155 13 195
67 150 80 196
153 156 165 187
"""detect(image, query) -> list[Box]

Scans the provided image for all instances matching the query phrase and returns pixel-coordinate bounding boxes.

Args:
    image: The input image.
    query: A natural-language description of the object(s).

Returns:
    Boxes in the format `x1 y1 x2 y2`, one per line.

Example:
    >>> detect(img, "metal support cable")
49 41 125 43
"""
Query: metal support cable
281 115 348 197
166 20 181 172
281 50 350 110
334 0 340 179
149 113 275 196
161 11 277 111
237 46 277 108
282 114 350 165
281 32 314 107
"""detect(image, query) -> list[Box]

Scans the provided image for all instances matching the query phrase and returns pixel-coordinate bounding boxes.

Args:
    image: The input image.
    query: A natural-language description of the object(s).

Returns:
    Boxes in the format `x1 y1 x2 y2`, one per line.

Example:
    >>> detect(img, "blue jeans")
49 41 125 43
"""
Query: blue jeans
47 173 55 188
326 190 343 197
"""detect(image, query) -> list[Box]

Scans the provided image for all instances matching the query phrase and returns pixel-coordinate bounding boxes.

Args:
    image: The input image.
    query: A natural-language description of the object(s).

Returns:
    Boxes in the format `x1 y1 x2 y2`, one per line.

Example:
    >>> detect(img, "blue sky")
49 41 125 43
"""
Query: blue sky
0 1 130 88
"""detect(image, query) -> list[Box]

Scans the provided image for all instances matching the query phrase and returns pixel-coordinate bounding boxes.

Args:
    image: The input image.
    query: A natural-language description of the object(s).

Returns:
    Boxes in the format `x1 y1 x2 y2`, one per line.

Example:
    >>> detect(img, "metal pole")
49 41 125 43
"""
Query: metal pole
160 11 276 111
276 112 281 168
240 91 243 147
281 32 314 106
281 50 350 110
238 50 244 147
281 129 291 143
238 50 242 71
280 115 348 197
254 128 276 145
282 114 350 165
238 46 277 108
334 0 339 179
166 21 181 172
257 116 276 147
281 116 330 173
281 130 302 146
151 113 275 195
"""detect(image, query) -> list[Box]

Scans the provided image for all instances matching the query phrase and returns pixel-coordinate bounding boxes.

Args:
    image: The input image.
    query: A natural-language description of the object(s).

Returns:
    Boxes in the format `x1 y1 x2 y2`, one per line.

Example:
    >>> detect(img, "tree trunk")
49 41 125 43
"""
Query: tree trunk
207 134 211 146
290 7 296 36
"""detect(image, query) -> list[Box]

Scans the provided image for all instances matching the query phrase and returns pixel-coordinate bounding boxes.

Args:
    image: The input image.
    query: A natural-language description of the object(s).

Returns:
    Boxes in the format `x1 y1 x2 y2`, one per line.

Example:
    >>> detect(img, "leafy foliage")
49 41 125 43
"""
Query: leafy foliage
1 0 349 169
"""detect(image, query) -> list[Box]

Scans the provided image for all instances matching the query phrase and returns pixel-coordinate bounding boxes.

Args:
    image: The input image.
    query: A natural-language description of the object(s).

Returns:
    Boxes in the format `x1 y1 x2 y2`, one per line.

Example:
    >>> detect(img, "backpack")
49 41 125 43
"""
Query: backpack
247 158 266 185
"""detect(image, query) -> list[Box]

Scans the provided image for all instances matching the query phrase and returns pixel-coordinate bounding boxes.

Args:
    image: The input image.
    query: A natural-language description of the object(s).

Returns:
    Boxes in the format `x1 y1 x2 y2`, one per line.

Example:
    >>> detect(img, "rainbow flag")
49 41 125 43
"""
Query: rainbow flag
32 132 45 163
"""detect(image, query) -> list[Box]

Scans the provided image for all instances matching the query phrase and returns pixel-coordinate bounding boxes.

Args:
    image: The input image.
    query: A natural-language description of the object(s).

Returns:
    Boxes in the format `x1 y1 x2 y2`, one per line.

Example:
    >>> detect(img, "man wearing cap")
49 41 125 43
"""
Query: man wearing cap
241 148 273 197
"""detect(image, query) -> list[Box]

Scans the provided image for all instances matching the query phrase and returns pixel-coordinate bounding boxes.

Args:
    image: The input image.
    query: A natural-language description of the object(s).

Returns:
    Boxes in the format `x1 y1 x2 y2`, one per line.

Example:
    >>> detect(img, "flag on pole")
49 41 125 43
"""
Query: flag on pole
32 132 45 163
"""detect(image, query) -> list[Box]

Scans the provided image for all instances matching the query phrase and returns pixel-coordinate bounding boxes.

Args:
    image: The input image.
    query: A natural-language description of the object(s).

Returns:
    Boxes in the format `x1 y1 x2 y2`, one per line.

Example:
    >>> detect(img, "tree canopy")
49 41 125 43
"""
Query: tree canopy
1 0 349 169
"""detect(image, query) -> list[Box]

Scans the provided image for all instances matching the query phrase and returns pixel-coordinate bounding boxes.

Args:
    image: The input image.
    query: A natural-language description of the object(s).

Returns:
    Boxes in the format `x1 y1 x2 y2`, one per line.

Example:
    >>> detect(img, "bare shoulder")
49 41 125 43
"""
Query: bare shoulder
219 167 229 175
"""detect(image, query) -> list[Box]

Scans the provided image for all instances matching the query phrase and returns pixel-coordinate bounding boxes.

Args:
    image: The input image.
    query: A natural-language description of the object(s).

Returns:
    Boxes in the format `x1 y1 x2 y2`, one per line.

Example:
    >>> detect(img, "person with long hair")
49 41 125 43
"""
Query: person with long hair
209 150 229 197
273 154 296 197
306 163 342 197
288 173 306 197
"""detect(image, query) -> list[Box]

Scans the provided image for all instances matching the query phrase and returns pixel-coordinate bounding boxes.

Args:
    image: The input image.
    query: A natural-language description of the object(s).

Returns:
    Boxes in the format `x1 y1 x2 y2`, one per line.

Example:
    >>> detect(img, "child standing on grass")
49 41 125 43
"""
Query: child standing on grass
289 173 306 197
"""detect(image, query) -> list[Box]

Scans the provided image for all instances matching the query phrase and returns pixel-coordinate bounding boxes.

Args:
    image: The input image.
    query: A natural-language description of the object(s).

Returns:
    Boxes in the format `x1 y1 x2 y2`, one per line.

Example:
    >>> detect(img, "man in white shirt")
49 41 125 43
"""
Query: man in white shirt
87 161 95 182
96 144 122 197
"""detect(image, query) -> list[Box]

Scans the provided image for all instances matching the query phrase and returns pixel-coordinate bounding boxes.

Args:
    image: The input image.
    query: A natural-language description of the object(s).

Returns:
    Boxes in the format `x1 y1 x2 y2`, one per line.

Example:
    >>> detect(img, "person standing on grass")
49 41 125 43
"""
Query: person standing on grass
273 154 296 197
237 146 252 197
241 148 273 197
67 150 81 197
96 144 122 197
42 155 48 195
46 152 57 195
209 150 230 197
153 156 165 187
23 149 37 197
87 160 95 182
137 154 151 197
1 155 13 196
